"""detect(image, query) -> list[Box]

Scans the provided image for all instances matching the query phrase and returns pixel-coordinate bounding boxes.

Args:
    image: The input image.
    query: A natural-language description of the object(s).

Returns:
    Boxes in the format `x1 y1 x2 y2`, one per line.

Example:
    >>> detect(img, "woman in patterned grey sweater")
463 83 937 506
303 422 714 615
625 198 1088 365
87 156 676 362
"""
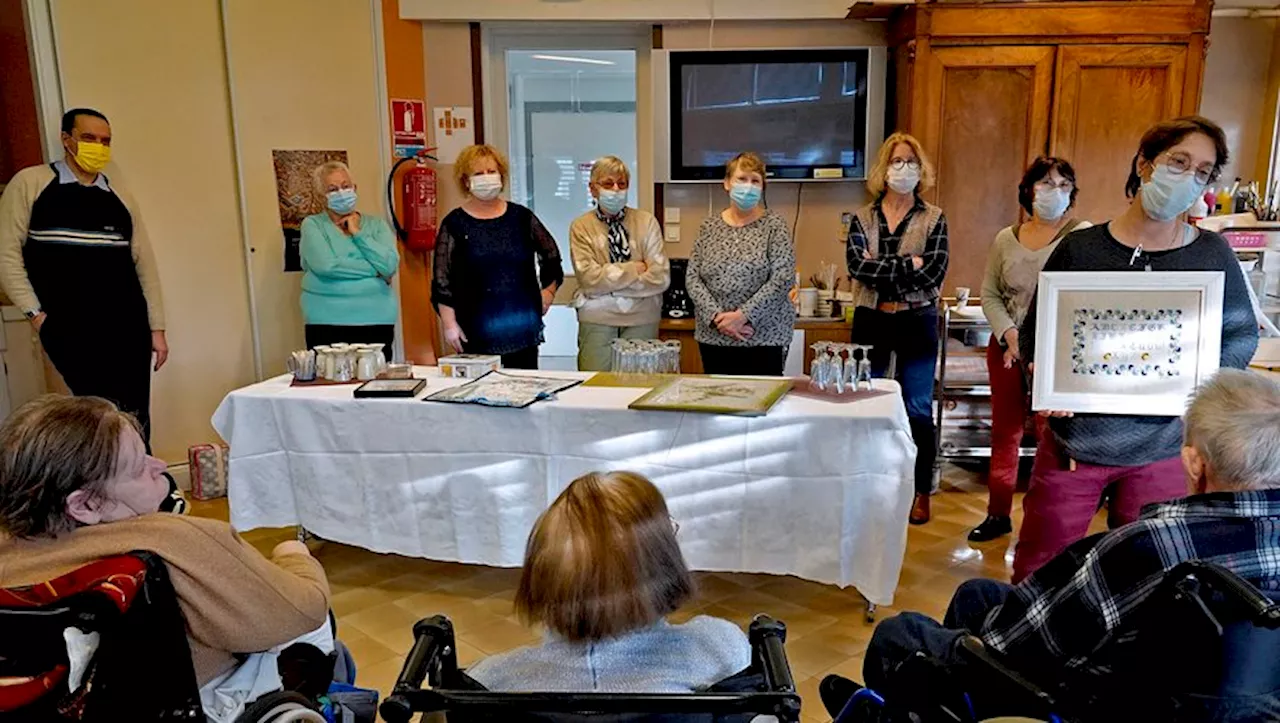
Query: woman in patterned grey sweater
686 153 796 376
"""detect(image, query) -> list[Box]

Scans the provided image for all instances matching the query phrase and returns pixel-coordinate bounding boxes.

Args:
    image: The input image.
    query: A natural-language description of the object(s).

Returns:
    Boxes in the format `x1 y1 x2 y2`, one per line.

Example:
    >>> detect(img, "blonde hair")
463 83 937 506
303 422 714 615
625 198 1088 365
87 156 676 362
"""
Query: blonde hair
312 160 352 199
589 155 630 186
725 152 767 187
866 132 935 197
453 144 510 196
513 471 694 642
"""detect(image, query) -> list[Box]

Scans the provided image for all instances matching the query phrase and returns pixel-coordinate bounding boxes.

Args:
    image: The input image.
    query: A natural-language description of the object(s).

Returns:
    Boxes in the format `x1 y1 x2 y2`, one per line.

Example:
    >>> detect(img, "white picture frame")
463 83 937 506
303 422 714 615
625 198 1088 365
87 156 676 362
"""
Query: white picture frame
1031 271 1224 416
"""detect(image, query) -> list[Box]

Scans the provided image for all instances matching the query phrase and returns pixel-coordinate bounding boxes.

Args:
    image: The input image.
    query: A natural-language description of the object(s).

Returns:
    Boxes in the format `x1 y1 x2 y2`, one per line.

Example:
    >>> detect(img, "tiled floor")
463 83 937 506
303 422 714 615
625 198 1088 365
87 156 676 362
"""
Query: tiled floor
194 463 1106 723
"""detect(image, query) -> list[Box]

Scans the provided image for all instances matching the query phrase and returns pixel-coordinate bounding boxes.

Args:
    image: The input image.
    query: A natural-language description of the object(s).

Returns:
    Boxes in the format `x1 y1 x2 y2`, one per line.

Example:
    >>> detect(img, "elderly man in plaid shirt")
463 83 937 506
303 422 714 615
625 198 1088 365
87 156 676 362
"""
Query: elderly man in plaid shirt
822 369 1280 716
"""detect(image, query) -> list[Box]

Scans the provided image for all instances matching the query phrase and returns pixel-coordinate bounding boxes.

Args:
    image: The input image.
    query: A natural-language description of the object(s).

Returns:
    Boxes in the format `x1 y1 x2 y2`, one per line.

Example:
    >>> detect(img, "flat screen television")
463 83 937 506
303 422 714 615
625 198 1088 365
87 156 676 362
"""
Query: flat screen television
654 48 886 182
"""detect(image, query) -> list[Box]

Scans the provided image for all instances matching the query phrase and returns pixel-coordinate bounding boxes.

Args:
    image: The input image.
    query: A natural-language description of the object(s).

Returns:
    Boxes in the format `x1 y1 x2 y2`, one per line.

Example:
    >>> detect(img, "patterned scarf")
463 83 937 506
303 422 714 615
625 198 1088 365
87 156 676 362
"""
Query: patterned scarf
597 207 631 263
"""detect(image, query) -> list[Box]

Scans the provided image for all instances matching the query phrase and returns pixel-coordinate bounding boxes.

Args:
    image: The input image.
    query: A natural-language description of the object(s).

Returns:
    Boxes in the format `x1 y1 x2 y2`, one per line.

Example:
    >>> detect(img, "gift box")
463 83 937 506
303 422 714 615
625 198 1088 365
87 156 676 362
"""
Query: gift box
438 354 502 378
188 443 230 501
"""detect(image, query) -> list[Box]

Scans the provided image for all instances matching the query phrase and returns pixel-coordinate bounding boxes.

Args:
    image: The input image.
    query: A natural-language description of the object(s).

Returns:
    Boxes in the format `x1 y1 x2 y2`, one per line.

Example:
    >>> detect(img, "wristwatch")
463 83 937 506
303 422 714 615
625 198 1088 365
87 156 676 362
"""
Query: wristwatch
23 308 41 320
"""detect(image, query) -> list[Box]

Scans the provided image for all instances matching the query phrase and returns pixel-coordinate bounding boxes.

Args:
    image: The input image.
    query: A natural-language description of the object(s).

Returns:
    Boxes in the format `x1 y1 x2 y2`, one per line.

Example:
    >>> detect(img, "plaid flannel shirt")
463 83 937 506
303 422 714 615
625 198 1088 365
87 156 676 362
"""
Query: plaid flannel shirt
981 489 1280 674
845 197 949 305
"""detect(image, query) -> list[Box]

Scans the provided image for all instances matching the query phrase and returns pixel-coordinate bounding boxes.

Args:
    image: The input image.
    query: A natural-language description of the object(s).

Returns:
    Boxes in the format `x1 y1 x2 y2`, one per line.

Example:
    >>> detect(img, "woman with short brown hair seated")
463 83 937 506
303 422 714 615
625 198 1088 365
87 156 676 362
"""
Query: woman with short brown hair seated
0 395 332 717
467 471 750 692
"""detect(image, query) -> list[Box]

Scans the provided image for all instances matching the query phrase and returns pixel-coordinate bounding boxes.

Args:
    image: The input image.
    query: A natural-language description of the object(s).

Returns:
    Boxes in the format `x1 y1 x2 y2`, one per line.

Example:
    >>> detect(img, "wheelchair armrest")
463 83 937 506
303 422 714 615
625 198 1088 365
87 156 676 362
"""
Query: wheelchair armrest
749 614 797 698
954 636 1058 715
381 615 457 723
1167 561 1280 629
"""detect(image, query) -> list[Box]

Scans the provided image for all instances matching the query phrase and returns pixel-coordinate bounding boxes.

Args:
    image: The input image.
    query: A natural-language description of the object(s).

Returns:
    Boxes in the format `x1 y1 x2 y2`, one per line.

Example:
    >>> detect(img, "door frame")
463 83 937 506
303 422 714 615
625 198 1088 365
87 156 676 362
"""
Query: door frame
483 23 653 213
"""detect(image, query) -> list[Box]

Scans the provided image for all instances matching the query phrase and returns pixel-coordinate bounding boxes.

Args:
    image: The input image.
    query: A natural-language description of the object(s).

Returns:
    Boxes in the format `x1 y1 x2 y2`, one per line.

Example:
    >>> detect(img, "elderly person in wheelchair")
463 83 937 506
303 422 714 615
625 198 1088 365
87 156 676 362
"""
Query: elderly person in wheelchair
466 470 751 691
823 369 1280 722
0 396 336 722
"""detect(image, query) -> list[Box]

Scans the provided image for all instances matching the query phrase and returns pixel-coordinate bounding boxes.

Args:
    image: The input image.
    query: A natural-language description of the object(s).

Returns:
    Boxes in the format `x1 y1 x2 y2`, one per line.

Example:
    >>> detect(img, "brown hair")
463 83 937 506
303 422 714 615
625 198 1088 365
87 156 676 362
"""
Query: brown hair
725 152 768 188
513 471 694 642
1124 116 1228 199
866 132 935 198
1018 156 1079 215
0 396 139 538
453 144 510 197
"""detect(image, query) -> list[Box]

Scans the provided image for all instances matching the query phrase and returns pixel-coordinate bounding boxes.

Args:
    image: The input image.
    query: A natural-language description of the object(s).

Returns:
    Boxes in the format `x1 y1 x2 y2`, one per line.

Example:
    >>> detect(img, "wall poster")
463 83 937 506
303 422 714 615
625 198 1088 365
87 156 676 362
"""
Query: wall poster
272 149 348 272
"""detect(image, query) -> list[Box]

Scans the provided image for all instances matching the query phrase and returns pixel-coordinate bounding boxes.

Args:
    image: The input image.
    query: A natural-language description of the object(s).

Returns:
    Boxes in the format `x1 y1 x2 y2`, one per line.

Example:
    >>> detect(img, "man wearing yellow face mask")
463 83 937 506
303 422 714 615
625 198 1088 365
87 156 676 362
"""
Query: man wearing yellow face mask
0 108 168 455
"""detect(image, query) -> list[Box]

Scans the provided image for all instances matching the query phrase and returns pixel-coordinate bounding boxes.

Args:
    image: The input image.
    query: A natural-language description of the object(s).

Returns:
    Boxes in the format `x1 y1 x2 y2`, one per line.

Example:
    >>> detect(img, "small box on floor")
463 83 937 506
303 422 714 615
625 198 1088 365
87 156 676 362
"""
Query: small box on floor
188 443 230 501
439 354 502 378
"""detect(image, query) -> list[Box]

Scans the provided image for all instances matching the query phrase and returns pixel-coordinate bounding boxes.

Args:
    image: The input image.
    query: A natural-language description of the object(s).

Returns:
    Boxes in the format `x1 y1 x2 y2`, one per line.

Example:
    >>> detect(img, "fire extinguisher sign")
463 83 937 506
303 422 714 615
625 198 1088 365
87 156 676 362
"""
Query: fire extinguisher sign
391 98 426 158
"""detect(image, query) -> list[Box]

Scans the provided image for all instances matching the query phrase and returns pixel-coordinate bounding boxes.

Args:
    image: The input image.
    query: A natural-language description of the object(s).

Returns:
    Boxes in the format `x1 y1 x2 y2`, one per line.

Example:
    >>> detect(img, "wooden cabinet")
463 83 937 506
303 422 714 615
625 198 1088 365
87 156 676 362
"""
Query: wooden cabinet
1051 44 1194 221
885 0 1211 294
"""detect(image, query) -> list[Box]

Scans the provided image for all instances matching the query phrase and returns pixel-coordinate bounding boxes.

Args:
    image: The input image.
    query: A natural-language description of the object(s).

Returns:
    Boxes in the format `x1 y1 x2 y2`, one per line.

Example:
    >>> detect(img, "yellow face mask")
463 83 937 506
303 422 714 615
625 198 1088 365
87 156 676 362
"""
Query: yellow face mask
72 141 111 175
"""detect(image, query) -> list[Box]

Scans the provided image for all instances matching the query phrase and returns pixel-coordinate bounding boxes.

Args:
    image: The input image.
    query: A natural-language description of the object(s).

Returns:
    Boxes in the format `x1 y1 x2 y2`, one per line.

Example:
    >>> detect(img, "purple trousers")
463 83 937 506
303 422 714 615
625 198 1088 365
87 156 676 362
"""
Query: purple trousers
1011 430 1186 583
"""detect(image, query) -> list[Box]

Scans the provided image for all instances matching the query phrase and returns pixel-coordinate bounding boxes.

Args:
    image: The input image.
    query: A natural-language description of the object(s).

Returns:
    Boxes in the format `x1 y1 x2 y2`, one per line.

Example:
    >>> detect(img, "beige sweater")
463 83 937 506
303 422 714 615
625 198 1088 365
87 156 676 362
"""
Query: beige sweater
0 514 330 685
569 208 670 327
0 164 166 330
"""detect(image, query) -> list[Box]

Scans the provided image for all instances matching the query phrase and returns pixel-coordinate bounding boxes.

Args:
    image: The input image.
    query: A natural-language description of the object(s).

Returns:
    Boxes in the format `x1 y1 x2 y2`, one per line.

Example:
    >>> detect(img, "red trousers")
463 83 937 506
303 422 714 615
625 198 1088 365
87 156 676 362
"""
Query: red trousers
1011 434 1186 583
985 342 1046 517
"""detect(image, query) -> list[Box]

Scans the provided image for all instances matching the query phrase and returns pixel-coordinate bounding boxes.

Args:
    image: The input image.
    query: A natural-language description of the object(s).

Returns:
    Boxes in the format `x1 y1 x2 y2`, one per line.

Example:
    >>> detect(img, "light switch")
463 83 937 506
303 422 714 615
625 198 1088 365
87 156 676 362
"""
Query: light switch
664 207 681 224
665 225 681 243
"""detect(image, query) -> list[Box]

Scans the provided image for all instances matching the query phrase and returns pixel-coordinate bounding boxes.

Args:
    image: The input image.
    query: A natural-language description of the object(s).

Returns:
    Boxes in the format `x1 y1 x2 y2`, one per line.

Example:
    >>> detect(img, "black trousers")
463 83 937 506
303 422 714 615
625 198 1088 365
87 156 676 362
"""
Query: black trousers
498 346 539 370
698 343 786 376
304 324 395 353
41 320 153 446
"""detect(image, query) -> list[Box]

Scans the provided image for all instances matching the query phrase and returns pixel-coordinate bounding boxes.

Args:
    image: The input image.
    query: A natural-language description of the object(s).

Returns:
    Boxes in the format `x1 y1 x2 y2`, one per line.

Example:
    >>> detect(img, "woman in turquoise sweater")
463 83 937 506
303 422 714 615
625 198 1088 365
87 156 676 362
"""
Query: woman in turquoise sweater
300 161 400 350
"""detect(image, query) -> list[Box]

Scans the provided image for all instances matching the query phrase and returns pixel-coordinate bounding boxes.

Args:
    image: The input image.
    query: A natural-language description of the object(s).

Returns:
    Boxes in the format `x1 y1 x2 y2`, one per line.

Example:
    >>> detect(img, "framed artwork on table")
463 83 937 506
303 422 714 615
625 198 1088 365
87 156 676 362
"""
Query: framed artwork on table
1031 271 1224 416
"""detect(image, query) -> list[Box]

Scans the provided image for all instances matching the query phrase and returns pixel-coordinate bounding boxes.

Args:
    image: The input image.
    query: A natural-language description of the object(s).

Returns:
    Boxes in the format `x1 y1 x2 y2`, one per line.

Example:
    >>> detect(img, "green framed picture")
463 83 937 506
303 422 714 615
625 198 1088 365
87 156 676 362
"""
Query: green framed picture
627 376 793 417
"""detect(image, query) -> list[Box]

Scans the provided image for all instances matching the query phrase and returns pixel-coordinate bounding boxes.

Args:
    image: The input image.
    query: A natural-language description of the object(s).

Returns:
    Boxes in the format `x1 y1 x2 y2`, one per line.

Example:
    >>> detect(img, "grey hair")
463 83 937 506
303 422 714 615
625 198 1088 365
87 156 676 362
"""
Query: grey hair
1184 369 1280 491
312 160 352 198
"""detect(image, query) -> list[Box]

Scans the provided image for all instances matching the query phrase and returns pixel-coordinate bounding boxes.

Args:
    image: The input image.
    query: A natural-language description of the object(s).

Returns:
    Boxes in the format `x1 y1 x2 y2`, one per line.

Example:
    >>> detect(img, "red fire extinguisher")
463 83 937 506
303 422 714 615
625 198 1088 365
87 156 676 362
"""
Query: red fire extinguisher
388 151 438 252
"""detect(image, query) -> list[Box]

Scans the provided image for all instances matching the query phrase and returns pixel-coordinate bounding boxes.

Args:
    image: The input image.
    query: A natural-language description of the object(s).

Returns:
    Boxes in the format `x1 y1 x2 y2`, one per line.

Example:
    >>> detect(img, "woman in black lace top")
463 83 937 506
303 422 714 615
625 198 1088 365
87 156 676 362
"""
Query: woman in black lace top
432 144 564 369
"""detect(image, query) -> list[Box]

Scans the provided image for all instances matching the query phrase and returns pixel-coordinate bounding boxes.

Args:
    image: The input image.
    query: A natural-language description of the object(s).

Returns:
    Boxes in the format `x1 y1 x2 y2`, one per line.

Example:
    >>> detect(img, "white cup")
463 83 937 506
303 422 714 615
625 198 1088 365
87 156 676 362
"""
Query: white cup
798 288 818 317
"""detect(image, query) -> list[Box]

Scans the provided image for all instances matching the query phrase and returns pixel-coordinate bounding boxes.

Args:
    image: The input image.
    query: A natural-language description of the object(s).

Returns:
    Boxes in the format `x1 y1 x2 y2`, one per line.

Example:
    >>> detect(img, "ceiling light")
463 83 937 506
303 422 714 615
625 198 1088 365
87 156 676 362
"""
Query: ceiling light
530 54 616 66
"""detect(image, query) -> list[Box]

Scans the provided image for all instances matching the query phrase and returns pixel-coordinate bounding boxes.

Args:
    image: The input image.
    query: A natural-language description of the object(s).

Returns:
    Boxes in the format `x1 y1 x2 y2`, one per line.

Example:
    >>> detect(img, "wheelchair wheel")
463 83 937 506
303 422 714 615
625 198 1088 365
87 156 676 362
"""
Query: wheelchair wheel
233 690 325 723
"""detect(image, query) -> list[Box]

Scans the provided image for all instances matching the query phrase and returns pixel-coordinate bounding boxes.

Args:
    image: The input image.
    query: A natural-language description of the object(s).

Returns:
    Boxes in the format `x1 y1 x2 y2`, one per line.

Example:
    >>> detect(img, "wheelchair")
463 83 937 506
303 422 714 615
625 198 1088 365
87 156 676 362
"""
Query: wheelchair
379 614 802 723
830 561 1280 723
0 551 326 723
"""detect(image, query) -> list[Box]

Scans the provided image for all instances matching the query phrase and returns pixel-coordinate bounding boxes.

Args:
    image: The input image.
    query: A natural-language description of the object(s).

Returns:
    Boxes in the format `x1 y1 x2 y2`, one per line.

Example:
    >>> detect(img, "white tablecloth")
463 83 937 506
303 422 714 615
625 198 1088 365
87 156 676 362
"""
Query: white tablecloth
211 370 916 605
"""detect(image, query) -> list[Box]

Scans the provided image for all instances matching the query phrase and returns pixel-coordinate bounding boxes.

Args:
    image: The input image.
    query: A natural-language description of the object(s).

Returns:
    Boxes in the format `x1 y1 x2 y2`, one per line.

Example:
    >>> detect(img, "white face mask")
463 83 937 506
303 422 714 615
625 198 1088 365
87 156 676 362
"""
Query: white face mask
1033 187 1071 221
886 166 920 195
469 172 503 201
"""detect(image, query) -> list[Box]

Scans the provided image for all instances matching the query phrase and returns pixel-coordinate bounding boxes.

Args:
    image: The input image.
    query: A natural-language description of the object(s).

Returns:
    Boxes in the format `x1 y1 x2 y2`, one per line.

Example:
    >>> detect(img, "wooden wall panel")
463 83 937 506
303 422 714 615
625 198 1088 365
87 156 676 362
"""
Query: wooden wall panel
1051 45 1187 222
922 46 1054 294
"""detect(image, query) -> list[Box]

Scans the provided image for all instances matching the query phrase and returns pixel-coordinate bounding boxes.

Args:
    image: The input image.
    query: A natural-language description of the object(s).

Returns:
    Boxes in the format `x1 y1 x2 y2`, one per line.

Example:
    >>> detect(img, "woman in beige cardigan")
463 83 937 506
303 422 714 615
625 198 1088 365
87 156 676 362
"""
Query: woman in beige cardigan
569 156 670 371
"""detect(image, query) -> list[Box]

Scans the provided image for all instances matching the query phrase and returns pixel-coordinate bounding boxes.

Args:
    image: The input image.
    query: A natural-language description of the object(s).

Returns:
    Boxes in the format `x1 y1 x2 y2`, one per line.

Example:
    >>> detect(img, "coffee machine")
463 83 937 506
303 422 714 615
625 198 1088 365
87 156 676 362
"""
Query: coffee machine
663 258 693 318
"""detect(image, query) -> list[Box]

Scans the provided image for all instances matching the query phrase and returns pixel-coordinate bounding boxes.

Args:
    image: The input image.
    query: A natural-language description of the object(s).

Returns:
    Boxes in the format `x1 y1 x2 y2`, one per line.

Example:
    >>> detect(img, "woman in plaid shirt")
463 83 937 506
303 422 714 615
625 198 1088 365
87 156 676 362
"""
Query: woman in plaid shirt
846 133 949 524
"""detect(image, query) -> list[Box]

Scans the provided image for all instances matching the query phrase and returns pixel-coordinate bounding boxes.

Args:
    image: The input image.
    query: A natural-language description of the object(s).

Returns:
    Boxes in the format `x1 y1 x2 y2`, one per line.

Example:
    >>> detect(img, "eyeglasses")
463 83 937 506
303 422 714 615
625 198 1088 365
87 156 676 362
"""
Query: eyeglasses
889 159 920 171
1034 179 1075 192
1161 152 1218 185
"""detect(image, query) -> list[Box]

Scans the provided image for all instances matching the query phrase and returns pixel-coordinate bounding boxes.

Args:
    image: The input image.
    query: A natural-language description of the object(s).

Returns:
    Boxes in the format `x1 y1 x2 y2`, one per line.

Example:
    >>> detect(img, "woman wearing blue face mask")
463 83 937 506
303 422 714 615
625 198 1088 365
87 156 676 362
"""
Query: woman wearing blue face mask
569 156 670 371
299 160 400 351
686 152 796 375
1013 116 1259 582
973 157 1091 542
847 132 949 524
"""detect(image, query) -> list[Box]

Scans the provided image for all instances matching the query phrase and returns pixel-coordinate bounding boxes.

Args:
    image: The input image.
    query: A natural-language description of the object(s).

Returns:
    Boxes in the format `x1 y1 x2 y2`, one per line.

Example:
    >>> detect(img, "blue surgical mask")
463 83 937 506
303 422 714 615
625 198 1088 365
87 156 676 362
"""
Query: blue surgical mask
729 182 762 211
1033 187 1070 221
326 188 358 215
1140 164 1206 222
597 189 627 216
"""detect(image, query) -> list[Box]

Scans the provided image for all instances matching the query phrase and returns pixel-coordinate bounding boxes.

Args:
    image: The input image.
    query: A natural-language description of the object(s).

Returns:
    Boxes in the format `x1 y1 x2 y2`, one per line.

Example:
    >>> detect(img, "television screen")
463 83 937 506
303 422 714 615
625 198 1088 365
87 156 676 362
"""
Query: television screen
669 49 869 181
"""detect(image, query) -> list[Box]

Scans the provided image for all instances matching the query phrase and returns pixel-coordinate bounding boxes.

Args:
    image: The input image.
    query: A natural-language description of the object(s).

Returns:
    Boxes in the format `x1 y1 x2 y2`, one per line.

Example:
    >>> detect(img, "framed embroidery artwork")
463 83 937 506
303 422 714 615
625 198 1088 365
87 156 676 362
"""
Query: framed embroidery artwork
1031 271 1224 416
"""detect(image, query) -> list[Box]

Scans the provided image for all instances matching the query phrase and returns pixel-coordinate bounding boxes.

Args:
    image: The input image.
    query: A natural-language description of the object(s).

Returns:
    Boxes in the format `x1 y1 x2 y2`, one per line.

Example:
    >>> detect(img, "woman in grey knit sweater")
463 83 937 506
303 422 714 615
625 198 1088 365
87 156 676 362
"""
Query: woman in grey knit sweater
686 152 796 376
1014 116 1259 583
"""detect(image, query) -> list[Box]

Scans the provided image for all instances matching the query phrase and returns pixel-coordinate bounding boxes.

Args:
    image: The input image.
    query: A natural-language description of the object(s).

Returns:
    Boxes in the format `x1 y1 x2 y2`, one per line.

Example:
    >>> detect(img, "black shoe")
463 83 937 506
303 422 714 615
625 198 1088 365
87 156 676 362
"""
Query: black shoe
819 674 864 719
967 515 1012 542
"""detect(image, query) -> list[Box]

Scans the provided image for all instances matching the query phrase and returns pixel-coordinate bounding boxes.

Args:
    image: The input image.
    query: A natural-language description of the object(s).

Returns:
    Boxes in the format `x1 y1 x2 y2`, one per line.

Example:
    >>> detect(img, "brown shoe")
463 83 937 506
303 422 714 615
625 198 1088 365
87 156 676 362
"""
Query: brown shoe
909 493 931 525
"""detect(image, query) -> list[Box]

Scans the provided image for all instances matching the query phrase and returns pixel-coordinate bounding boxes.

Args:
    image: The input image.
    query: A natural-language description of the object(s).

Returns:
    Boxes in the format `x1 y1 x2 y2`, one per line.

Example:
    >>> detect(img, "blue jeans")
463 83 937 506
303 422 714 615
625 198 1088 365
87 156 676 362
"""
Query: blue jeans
867 306 939 494
863 578 1012 693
